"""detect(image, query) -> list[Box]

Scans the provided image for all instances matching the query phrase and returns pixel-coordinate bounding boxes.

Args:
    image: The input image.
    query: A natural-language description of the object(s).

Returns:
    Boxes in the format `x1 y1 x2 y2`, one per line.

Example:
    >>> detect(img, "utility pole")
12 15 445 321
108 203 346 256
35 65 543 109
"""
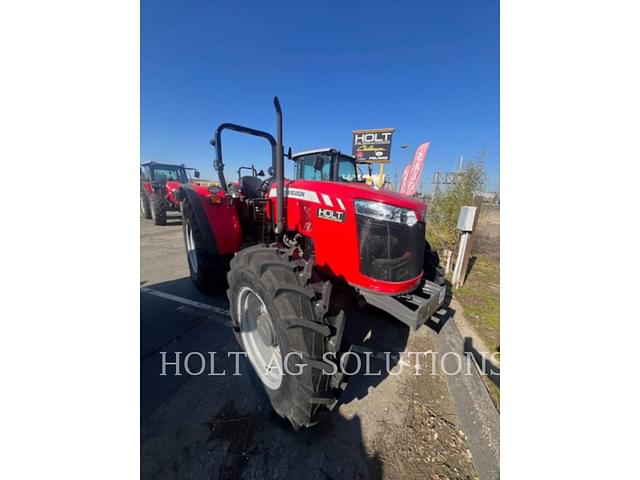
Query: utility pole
432 172 440 197
399 144 409 192
394 165 399 191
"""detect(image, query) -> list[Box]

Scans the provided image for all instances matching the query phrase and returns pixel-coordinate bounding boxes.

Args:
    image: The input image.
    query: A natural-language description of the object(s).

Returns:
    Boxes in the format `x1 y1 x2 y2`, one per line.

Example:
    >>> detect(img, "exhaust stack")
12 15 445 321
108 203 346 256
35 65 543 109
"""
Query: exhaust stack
274 97 285 237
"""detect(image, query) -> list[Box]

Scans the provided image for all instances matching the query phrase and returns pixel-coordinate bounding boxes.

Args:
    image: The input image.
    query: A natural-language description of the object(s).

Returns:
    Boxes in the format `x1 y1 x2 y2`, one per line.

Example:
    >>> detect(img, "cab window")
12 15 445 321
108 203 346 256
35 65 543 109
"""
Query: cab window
297 154 332 181
337 155 358 182
150 167 188 183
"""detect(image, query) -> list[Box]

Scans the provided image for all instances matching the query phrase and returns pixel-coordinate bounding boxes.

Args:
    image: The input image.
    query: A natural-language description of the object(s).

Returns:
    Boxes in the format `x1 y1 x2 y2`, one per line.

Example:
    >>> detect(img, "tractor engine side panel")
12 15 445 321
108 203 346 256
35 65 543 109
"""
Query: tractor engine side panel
268 184 358 279
180 184 243 255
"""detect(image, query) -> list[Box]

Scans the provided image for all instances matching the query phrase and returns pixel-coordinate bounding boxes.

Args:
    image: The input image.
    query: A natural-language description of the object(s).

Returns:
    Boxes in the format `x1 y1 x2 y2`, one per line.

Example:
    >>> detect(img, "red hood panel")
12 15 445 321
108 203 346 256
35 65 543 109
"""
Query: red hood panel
165 181 182 191
286 179 427 218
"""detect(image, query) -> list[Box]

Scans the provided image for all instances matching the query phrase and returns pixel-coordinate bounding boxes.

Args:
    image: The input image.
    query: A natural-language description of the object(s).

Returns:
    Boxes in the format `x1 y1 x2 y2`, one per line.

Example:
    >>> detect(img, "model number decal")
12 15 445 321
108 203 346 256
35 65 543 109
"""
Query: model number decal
317 207 345 223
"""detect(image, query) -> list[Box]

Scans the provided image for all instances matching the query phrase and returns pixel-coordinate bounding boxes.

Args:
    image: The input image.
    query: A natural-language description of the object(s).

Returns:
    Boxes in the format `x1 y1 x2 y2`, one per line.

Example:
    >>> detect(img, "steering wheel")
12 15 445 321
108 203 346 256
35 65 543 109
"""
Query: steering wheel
258 177 275 197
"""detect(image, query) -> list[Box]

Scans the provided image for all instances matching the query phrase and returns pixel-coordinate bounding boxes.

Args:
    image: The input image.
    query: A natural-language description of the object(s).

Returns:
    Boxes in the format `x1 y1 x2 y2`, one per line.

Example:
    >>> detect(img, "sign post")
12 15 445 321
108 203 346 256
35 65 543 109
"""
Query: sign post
452 202 481 288
457 198 483 287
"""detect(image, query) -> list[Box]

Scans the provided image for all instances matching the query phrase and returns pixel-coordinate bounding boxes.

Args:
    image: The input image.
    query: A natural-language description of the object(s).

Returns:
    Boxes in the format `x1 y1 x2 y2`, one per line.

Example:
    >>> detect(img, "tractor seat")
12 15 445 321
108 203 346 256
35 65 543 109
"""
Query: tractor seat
240 176 263 198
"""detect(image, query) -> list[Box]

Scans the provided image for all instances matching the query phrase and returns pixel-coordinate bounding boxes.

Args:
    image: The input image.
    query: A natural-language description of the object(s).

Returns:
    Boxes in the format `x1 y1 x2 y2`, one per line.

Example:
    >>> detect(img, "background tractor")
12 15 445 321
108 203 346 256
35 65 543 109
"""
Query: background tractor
178 97 445 429
292 149 392 190
140 161 200 225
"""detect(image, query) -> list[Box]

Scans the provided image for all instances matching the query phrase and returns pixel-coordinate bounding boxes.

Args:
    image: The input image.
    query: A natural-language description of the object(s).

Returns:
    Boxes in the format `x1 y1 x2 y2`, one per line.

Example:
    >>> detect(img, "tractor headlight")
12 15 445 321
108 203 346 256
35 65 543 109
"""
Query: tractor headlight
354 200 418 226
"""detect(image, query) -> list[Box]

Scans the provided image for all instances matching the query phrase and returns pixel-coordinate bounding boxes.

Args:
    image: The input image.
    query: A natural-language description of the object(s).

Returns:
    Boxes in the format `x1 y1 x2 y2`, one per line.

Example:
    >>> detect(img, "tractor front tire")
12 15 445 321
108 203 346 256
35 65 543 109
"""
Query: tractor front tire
181 196 229 292
227 245 347 430
140 191 152 219
150 192 167 225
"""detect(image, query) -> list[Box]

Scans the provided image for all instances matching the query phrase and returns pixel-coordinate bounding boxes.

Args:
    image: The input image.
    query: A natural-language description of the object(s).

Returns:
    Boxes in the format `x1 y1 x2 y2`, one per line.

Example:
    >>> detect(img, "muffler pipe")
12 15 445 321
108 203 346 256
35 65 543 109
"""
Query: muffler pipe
274 96 284 238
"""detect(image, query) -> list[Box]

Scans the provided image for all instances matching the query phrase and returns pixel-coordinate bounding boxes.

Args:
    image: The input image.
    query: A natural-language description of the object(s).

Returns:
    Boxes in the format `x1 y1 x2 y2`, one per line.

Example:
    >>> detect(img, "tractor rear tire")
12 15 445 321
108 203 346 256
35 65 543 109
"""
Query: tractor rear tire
140 191 152 219
150 192 167 225
423 240 445 285
227 245 347 430
181 196 230 292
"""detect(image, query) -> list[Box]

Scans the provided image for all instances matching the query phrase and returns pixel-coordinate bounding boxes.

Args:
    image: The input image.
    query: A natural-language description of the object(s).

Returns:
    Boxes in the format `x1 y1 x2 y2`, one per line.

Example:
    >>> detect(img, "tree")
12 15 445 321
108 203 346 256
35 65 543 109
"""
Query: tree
426 160 486 252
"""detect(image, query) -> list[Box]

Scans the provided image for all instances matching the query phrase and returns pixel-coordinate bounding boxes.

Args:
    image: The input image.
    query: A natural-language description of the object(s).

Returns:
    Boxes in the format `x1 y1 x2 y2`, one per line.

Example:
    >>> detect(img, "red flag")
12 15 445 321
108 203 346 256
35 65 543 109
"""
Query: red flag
399 165 411 194
403 142 430 196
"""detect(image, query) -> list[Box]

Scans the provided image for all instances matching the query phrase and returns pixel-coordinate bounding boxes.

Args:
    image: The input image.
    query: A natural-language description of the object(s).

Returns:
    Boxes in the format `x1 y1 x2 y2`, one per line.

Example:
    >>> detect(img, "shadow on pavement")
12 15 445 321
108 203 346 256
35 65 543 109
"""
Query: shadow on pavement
200 394 383 479
338 304 410 404
145 211 183 226
141 276 383 479
464 336 500 388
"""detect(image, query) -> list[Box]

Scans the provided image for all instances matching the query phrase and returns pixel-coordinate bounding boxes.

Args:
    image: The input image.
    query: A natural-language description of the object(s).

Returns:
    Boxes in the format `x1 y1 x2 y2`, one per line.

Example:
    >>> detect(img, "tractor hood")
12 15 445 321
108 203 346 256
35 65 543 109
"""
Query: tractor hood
283 179 428 220
266 178 428 295
165 180 183 205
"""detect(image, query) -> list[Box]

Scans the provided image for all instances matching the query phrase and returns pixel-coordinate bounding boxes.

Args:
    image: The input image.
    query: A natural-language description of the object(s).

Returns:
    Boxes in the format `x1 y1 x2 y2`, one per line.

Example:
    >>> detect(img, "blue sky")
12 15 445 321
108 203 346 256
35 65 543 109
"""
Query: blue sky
141 0 499 192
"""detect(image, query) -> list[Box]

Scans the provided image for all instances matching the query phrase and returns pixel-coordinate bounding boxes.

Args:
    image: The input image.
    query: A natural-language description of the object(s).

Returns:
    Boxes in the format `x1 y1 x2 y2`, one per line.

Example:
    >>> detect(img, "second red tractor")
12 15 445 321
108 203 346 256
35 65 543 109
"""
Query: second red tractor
140 162 200 225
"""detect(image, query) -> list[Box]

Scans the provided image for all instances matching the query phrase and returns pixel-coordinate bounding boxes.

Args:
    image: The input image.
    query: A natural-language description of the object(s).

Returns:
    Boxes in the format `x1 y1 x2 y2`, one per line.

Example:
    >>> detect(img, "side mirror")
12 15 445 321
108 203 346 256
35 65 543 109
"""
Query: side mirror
257 169 265 177
268 166 275 176
313 156 324 171
209 139 216 146
194 170 200 178
287 147 292 159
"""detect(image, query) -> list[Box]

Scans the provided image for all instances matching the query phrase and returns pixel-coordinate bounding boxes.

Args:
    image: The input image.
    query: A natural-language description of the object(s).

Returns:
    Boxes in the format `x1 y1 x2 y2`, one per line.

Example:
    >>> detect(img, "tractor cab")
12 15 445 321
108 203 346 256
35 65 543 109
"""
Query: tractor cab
184 167 201 182
140 161 193 185
291 148 362 183
355 158 377 185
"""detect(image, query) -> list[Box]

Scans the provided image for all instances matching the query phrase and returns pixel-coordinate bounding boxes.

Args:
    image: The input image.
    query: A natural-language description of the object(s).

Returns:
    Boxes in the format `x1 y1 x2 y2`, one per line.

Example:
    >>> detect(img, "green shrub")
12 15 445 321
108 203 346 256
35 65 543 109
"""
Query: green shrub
426 161 486 251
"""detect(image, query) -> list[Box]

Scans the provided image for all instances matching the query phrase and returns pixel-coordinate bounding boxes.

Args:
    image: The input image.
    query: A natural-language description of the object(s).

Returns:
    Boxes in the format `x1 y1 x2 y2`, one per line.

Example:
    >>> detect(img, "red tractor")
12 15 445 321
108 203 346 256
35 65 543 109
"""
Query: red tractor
140 161 200 225
178 98 445 429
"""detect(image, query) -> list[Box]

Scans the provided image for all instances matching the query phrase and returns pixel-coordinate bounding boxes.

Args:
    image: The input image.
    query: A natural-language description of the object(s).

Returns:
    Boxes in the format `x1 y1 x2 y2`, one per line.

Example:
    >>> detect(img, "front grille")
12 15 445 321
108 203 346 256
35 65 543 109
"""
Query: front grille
357 215 425 282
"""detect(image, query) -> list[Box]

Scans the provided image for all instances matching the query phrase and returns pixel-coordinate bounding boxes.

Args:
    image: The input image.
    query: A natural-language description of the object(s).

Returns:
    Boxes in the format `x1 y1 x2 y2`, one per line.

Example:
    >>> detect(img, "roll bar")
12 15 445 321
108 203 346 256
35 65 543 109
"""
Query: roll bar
209 96 286 238
210 124 276 192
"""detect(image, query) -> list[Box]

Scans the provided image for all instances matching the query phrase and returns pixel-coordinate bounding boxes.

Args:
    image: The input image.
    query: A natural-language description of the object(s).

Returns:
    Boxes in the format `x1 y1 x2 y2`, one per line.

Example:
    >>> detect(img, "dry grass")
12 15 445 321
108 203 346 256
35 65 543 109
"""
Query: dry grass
455 254 500 353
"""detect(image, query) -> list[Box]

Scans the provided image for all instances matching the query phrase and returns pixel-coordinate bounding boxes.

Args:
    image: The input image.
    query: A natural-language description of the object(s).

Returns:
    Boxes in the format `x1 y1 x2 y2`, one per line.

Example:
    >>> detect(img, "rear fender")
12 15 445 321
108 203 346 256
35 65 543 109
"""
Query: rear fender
179 184 243 255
